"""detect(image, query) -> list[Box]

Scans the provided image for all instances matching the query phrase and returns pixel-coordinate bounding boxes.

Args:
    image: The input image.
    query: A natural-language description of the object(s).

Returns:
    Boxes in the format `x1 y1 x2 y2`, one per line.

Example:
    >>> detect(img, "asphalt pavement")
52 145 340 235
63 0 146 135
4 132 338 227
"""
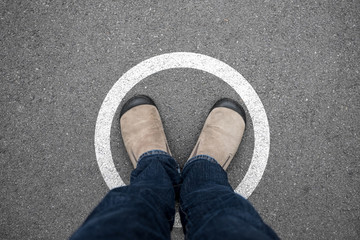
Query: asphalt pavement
1 1 359 239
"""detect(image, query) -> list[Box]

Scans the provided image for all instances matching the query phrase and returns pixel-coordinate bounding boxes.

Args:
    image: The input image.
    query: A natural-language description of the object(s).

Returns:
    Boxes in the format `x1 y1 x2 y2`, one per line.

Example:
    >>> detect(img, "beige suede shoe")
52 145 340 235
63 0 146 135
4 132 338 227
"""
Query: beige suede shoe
120 95 171 168
188 99 246 170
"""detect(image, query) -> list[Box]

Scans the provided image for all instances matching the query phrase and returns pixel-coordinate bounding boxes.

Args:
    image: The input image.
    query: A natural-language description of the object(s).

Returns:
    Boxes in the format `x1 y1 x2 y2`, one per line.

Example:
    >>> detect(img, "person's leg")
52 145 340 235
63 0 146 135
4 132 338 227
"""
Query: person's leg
70 95 180 240
180 157 278 240
71 151 181 240
179 99 279 240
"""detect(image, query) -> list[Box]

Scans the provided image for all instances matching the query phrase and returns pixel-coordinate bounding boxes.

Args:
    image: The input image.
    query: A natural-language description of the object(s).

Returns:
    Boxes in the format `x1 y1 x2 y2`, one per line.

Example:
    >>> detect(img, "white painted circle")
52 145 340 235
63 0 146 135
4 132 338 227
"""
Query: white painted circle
94 52 270 225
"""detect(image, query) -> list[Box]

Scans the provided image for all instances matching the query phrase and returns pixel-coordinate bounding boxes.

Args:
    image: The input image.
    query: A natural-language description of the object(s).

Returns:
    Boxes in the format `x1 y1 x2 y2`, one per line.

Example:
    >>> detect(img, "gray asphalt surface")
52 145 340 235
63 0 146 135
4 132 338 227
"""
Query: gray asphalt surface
1 1 359 239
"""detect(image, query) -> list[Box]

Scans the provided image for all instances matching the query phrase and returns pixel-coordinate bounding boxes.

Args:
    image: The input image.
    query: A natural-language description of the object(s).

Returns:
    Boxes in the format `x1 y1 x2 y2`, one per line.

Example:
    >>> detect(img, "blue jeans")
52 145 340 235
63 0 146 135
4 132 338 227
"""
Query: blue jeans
70 150 279 240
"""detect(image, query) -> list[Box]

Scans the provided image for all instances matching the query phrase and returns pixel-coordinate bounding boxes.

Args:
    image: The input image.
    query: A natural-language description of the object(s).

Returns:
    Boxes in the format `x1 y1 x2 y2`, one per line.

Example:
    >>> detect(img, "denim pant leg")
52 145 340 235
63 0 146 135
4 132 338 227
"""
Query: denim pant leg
70 150 181 240
179 155 279 240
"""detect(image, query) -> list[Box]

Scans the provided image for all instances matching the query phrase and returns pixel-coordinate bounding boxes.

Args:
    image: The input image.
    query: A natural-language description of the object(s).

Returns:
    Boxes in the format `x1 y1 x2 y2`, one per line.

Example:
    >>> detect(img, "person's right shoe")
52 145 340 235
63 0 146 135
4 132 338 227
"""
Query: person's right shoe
188 98 246 170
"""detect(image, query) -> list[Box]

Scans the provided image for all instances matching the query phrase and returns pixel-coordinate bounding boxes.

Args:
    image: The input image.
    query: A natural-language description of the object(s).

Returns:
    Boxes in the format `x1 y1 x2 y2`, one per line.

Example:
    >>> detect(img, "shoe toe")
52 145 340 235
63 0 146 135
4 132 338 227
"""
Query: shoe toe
210 98 246 123
120 95 156 118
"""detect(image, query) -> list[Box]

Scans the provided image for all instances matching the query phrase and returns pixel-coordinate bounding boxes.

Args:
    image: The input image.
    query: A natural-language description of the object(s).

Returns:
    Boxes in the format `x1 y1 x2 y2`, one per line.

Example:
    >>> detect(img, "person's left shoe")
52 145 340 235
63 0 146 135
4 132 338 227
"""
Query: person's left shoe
120 95 171 168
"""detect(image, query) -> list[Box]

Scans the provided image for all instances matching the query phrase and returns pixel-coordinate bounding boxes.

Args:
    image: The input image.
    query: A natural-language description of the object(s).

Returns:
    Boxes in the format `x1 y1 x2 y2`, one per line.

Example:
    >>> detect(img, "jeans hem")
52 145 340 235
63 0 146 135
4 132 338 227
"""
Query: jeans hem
138 150 180 173
183 154 220 170
138 149 170 161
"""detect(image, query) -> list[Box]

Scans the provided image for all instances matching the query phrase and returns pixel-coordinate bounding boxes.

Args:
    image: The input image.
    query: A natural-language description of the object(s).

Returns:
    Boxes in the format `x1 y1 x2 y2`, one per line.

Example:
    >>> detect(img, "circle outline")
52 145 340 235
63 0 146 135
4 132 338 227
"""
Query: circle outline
94 52 270 199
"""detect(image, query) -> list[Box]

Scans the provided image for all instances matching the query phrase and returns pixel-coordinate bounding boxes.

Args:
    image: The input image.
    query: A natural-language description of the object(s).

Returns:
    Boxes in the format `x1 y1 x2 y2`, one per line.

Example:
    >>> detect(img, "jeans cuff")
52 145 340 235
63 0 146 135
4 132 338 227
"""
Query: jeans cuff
183 154 220 170
137 150 180 173
138 149 170 162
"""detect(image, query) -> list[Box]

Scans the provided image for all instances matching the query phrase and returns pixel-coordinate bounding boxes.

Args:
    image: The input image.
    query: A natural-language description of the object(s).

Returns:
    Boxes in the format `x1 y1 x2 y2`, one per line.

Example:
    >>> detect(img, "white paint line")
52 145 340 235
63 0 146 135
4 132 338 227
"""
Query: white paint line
94 52 270 227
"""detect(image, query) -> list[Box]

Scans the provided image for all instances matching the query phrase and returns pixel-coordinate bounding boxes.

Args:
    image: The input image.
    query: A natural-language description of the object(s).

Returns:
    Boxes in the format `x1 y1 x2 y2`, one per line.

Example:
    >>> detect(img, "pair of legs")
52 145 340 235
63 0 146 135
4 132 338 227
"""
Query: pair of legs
70 96 279 239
